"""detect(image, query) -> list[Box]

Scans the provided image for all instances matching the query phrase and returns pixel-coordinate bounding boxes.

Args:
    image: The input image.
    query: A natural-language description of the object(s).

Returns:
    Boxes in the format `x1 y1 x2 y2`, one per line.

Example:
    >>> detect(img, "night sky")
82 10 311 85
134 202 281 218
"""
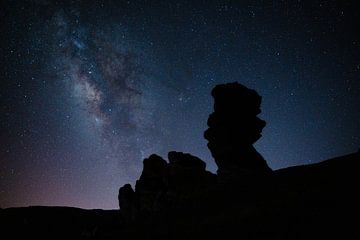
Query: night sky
1 0 359 209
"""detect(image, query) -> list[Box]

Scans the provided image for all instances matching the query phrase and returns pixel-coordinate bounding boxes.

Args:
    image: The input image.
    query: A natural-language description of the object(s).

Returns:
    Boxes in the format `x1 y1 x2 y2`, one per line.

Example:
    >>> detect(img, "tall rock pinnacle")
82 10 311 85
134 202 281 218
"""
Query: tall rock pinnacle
204 82 272 176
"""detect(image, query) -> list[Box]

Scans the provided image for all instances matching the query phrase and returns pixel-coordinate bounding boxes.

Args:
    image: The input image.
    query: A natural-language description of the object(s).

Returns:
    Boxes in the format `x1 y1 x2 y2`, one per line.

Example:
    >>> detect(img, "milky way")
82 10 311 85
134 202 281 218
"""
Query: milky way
1 1 359 209
40 8 171 207
50 10 159 176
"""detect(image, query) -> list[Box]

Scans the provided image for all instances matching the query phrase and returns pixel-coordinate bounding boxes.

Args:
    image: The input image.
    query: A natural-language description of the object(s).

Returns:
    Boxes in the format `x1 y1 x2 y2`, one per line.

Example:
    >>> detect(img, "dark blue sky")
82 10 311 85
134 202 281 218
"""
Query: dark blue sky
1 0 359 209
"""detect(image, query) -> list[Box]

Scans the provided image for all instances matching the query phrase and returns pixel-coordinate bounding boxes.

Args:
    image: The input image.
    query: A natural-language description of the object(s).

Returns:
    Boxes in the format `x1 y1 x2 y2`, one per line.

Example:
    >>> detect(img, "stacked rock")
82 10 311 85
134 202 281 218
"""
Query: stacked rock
204 82 272 178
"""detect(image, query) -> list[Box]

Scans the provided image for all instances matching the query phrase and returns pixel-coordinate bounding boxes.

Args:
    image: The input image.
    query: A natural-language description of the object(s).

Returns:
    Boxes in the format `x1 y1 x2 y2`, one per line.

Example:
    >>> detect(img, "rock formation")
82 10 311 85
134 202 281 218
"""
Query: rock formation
118 82 272 220
118 151 216 220
118 184 137 220
204 82 272 179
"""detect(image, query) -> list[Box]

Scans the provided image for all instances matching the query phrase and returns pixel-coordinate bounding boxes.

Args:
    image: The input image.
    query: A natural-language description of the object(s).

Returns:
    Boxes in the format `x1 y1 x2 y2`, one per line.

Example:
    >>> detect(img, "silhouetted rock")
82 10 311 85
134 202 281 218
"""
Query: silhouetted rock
119 151 216 221
164 151 217 211
167 151 215 190
139 154 168 180
133 154 167 214
119 83 275 222
118 184 137 220
116 149 360 240
204 82 272 179
168 151 206 170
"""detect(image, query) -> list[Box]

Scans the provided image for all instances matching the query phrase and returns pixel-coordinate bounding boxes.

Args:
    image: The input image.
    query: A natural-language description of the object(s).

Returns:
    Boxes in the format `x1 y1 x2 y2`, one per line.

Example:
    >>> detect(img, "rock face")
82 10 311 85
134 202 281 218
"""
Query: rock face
204 82 272 177
119 151 216 219
134 154 167 213
118 184 137 220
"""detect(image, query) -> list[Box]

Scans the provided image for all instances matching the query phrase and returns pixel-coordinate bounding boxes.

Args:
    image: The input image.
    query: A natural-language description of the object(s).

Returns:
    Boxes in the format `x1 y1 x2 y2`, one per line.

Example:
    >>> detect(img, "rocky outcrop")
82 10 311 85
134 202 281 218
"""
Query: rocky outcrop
166 151 215 191
134 154 167 213
204 82 272 179
114 82 358 240
119 151 216 220
118 82 274 220
118 184 137 220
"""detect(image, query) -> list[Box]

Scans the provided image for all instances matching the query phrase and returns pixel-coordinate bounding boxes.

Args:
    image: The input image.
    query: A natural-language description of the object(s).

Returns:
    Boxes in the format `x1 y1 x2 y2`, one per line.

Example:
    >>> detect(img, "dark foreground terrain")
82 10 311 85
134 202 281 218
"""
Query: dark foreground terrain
1 151 359 239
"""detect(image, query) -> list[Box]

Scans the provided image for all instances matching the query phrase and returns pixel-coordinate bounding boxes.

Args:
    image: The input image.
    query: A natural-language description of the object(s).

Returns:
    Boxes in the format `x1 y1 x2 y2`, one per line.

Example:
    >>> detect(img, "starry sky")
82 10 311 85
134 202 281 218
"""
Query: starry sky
1 0 359 209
